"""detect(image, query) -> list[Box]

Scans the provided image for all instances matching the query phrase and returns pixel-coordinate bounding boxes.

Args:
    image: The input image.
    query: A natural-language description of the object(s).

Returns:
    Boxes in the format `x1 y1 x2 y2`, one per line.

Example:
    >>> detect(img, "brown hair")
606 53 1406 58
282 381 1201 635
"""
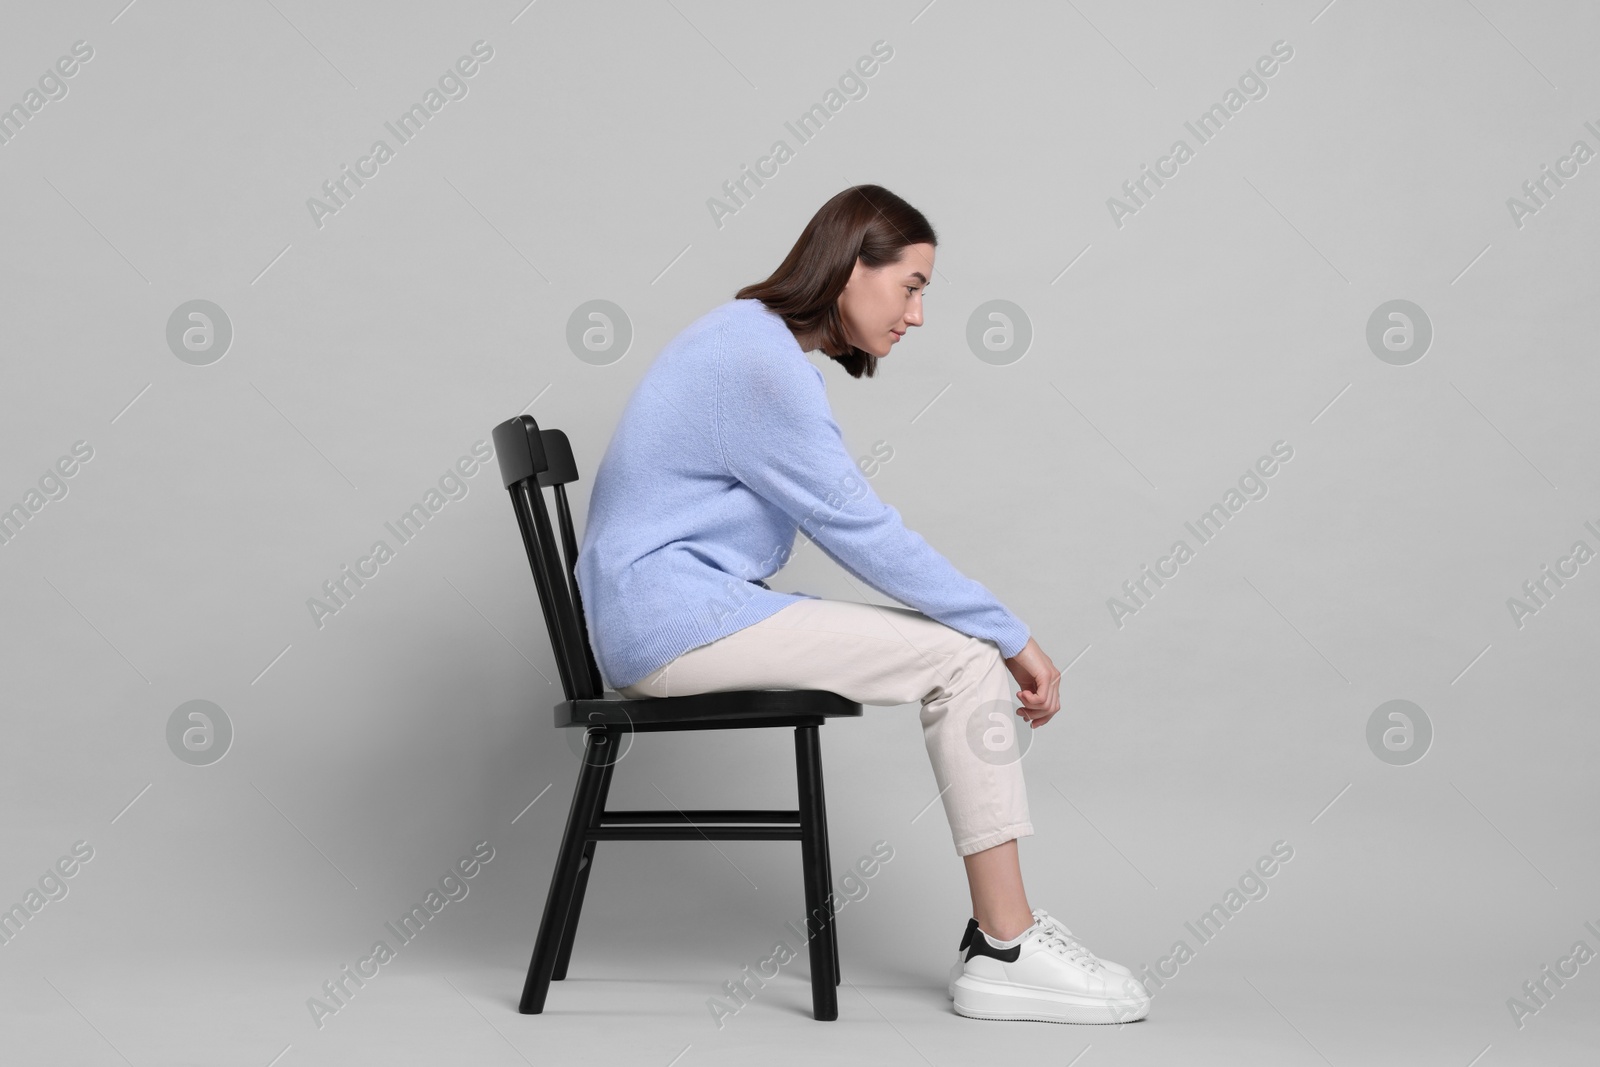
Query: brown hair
735 184 937 379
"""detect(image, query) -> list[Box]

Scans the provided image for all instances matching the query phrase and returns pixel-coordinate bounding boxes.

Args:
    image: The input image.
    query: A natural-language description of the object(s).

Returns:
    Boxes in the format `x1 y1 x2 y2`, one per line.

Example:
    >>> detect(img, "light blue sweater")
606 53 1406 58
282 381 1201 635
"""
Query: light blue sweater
574 297 1030 690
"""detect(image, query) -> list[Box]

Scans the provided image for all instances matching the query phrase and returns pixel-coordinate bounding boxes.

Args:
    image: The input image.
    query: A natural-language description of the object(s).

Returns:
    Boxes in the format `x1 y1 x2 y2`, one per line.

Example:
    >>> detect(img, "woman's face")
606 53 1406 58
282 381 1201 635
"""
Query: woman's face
838 242 932 357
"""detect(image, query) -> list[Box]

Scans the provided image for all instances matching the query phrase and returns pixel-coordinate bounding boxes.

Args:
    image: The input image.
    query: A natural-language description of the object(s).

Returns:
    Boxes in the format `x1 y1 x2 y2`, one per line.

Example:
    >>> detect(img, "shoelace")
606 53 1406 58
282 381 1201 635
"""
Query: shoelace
1031 909 1103 971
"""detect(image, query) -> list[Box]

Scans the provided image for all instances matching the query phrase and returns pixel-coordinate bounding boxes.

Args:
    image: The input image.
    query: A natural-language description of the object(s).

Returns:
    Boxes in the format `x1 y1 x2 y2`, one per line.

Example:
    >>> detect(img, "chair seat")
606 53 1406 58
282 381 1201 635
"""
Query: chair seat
557 689 863 730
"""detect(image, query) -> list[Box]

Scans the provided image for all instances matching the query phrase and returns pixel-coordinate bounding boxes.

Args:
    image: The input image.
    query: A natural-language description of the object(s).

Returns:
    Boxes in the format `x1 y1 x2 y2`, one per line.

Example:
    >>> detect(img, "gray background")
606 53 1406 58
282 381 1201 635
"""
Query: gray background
2 1 1597 1064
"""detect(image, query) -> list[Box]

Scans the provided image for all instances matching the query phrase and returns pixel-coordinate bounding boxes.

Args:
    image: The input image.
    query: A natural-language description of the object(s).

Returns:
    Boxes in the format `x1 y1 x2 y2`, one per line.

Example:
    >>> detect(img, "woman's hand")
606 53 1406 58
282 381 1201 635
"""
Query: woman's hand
1004 636 1062 729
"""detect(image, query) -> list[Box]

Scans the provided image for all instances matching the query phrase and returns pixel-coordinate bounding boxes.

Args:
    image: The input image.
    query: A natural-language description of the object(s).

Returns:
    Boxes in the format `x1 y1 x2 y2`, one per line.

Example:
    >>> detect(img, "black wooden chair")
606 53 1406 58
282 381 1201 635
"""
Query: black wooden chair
491 414 863 1021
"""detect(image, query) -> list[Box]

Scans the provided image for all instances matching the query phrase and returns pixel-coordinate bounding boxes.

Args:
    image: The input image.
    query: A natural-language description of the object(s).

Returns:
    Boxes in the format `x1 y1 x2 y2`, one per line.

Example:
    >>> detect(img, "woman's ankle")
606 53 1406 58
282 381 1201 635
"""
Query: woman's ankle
975 911 1033 943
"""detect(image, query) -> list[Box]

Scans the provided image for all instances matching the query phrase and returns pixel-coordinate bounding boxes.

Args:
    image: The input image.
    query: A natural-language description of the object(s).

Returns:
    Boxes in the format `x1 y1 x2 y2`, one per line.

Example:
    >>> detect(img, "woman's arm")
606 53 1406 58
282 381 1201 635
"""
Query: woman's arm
715 334 1030 659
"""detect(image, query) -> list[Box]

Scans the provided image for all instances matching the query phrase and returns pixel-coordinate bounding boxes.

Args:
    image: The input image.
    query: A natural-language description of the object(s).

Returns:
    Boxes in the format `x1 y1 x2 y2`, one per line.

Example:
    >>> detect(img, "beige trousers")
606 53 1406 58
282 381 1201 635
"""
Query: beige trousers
616 598 1034 857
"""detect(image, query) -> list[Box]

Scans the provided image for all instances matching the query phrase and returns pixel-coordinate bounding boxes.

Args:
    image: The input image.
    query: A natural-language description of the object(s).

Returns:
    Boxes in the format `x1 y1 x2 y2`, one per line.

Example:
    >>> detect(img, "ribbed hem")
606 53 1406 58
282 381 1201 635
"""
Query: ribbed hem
597 589 810 690
991 616 1031 660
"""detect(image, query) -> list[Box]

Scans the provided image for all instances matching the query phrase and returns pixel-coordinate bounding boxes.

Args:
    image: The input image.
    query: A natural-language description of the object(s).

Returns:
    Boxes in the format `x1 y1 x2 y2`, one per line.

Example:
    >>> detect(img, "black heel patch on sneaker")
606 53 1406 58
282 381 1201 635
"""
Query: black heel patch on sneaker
965 928 1022 963
959 917 979 952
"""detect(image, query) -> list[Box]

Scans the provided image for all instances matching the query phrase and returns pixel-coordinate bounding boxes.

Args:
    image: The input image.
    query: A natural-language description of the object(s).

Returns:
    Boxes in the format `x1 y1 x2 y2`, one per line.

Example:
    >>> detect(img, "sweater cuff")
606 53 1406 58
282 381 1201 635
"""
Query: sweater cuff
992 617 1031 660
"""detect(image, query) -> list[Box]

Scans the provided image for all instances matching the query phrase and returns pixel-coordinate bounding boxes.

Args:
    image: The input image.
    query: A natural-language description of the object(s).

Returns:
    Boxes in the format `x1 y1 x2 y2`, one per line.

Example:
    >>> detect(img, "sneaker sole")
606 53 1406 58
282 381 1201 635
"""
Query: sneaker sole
952 975 1150 1025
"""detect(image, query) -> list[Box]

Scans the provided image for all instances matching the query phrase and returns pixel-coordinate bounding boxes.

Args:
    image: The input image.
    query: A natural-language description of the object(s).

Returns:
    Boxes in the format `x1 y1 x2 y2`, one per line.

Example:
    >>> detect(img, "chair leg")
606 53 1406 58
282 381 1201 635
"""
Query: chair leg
551 739 617 981
551 844 593 981
814 752 841 986
519 726 619 1014
794 724 838 1021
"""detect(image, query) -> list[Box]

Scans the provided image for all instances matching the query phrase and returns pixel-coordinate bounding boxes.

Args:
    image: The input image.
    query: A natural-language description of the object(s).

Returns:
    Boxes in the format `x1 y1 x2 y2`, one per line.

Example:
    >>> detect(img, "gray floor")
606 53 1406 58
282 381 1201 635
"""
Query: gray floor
9 940 1597 1065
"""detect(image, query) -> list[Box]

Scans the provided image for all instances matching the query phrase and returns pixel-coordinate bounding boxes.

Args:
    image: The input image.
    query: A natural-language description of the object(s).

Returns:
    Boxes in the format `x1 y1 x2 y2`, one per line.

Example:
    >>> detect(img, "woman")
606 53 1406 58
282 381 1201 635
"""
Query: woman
574 184 1150 1024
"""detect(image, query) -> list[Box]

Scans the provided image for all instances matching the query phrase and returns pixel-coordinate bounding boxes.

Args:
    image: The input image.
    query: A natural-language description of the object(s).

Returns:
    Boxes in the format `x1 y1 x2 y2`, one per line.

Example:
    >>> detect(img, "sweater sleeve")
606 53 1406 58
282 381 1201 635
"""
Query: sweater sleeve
714 339 1031 659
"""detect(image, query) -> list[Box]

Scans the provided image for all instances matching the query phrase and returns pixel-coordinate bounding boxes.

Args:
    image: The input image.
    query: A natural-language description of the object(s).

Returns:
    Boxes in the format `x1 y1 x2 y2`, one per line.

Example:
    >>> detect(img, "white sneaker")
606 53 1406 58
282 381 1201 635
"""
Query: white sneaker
947 910 1133 999
951 913 1151 1024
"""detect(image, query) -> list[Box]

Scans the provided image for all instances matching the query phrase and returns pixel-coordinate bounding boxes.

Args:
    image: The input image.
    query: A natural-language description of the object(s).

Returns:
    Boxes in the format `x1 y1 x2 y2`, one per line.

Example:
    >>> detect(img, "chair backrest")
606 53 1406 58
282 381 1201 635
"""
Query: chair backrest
491 415 604 701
